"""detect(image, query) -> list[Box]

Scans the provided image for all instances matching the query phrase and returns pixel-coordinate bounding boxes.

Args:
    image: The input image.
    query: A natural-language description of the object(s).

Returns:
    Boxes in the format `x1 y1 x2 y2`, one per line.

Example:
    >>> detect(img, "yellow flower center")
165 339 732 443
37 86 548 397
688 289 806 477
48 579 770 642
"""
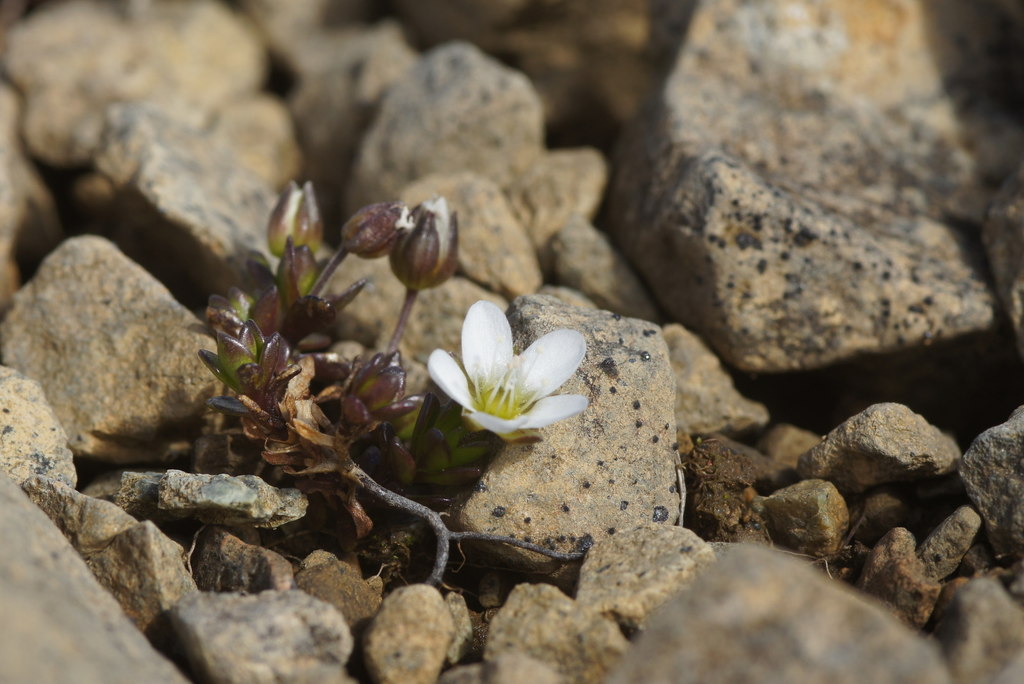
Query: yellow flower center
471 373 531 420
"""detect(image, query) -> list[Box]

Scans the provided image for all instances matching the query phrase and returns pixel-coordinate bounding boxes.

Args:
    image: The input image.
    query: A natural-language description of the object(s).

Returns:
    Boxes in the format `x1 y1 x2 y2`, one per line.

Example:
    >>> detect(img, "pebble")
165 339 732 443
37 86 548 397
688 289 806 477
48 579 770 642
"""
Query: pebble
192 526 296 593
960 405 1024 555
438 653 564 684
916 506 982 582
295 552 383 634
0 366 76 487
935 578 1024 684
762 479 849 557
363 584 455 684
857 527 942 629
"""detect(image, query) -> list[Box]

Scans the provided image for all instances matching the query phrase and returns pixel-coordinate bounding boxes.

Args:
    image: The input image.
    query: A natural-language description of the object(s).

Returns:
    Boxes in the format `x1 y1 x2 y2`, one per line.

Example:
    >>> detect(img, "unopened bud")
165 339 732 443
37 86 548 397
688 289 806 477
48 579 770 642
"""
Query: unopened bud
340 202 409 258
389 196 458 291
267 181 323 257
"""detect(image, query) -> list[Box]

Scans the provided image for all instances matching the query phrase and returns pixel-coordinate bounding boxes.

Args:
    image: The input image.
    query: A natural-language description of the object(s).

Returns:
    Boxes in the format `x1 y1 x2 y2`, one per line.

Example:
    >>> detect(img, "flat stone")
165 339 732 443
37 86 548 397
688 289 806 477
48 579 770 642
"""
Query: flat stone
575 523 716 629
605 544 951 684
295 553 382 634
857 527 942 629
452 296 680 571
798 403 960 493
0 236 221 462
363 584 454 684
961 405 1024 555
171 590 353 684
762 479 849 556
192 526 296 593
0 366 76 487
438 653 564 684
935 578 1024 684
485 583 628 684
917 506 982 582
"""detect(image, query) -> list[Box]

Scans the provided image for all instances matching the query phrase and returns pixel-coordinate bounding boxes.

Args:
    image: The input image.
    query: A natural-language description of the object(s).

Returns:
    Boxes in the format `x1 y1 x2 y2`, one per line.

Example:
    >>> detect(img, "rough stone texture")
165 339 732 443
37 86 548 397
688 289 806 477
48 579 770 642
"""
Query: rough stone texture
798 403 960 493
663 323 769 438
984 158 1024 362
4 0 265 167
858 527 942 629
575 523 716 629
936 578 1024 684
115 469 308 528
402 173 542 299
551 214 659 321
438 653 564 684
363 584 454 684
0 366 76 487
21 475 137 553
961 406 1024 555
453 296 680 570
94 102 275 300
605 544 952 684
0 236 221 462
192 526 296 593
917 506 983 582
608 0 1015 372
212 94 301 189
444 591 473 666
485 583 628 684
172 590 353 684
762 479 849 556
347 41 544 212
0 473 188 684
295 553 382 633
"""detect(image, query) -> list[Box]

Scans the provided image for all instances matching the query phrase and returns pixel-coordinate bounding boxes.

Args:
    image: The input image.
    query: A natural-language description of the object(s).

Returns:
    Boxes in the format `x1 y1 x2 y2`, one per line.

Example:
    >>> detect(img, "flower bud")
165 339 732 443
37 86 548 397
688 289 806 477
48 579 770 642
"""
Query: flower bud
389 196 458 291
267 181 323 257
340 202 409 258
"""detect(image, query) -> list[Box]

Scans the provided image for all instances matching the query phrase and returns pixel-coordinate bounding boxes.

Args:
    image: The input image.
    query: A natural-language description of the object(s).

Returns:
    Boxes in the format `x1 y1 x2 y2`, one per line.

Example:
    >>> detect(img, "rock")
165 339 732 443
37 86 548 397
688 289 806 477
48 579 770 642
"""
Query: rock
762 479 849 556
445 591 473 665
115 470 308 528
536 285 597 310
961 406 1024 555
363 584 454 684
5 0 265 167
295 553 382 633
798 403 960 494
663 323 769 438
854 485 914 545
94 102 275 301
438 653 564 684
171 590 354 684
757 423 821 467
191 432 264 476
917 506 983 582
347 41 544 211
453 296 680 570
575 523 716 629
211 94 301 189
0 366 76 487
0 473 188 683
21 475 137 552
192 526 296 593
857 527 942 629
935 578 1024 684
485 583 628 684
551 215 659 321
0 236 221 462
984 150 1024 362
682 437 770 544
993 654 1024 684
605 544 951 684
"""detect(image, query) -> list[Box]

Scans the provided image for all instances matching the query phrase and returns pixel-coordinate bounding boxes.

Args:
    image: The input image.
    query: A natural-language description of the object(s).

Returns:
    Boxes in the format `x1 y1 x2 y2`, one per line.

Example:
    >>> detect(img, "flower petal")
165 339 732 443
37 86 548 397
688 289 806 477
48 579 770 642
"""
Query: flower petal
520 394 589 429
427 350 473 409
461 300 513 383
516 329 587 398
464 410 530 435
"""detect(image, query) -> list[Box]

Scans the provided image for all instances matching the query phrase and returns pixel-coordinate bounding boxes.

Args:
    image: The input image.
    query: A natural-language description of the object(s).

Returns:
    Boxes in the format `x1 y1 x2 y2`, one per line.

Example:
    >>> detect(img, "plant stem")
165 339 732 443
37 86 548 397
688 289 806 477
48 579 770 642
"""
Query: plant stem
385 288 419 355
308 247 348 298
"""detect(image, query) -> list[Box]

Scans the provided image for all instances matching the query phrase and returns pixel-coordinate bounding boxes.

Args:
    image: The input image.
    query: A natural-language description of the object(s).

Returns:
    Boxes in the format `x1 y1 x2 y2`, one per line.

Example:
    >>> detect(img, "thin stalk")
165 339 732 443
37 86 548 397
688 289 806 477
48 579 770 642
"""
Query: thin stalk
308 247 348 298
386 288 419 355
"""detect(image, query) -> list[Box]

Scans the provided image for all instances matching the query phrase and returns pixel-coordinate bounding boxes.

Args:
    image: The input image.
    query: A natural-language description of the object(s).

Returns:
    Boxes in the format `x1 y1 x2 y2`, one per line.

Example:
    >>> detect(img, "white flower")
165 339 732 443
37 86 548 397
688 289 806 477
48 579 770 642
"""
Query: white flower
427 300 589 440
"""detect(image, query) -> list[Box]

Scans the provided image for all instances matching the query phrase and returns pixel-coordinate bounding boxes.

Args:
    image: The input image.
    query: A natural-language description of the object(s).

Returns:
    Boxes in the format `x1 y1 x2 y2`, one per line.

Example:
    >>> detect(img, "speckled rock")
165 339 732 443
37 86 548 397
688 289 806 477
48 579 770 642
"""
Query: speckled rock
551 215 659 321
452 296 680 571
171 590 353 684
961 406 1024 555
605 544 951 684
917 506 982 582
444 591 473 666
0 367 76 487
857 527 942 629
295 552 382 633
347 41 544 211
762 479 849 556
115 470 307 528
485 583 628 684
212 94 301 189
0 473 188 684
192 526 296 593
4 0 265 167
798 403 960 494
402 173 542 299
575 523 715 629
363 584 454 684
0 236 220 462
936 578 1024 684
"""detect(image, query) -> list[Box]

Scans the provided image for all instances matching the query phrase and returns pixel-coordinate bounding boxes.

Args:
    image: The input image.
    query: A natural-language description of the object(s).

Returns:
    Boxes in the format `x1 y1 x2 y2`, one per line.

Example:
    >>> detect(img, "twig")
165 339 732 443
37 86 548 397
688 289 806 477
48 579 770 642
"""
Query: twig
308 247 348 298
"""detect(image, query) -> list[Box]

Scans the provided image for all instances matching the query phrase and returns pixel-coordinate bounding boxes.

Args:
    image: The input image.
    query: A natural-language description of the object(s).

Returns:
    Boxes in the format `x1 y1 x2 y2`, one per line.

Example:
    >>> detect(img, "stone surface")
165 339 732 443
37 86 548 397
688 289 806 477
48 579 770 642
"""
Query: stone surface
0 366 76 486
453 296 680 570
798 403 960 493
485 583 628 684
445 591 473 666
757 423 820 469
763 479 849 556
0 236 221 462
857 527 942 629
0 473 188 684
605 544 951 684
172 590 353 684
363 584 454 684
438 653 564 684
5 0 265 167
347 41 544 211
984 152 1024 362
575 523 716 629
961 405 1024 555
917 506 983 582
936 578 1024 684
212 94 301 189
192 526 296 593
295 553 382 633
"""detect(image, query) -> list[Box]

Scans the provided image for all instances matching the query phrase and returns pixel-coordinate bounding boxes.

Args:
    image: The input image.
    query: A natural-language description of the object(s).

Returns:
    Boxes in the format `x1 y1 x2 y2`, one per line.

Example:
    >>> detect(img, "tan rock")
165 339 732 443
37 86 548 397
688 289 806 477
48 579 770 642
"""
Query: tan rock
363 584 455 684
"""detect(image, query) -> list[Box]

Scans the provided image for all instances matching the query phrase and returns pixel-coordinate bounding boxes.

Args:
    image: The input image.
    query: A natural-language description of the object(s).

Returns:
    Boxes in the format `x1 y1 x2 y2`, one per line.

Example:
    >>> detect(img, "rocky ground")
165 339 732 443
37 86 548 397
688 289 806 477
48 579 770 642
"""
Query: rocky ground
2 1 1024 683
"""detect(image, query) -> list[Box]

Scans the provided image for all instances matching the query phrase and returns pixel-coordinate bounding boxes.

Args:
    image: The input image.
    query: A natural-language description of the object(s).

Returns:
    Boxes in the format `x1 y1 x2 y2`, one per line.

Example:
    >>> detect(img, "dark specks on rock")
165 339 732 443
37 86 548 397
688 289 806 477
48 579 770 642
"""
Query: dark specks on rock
609 386 617 394
640 351 651 361
607 528 616 535
582 481 592 489
652 506 670 523
642 329 657 337
598 357 619 379
757 258 768 274
620 501 629 510
735 232 762 250
561 504 570 513
633 400 641 410
491 506 507 518
474 481 488 492
576 534 595 552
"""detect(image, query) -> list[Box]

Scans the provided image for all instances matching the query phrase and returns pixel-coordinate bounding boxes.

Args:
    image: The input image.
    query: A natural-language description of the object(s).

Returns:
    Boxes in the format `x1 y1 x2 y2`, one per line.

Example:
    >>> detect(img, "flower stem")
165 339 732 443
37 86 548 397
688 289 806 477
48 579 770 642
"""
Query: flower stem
386 288 419 355
308 247 348 298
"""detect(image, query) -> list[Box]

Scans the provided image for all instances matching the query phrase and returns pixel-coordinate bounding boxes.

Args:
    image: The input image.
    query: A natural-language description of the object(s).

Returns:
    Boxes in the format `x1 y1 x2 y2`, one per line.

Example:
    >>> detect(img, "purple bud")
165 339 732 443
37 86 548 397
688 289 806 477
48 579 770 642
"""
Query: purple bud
389 196 458 291
340 202 409 258
267 181 323 257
